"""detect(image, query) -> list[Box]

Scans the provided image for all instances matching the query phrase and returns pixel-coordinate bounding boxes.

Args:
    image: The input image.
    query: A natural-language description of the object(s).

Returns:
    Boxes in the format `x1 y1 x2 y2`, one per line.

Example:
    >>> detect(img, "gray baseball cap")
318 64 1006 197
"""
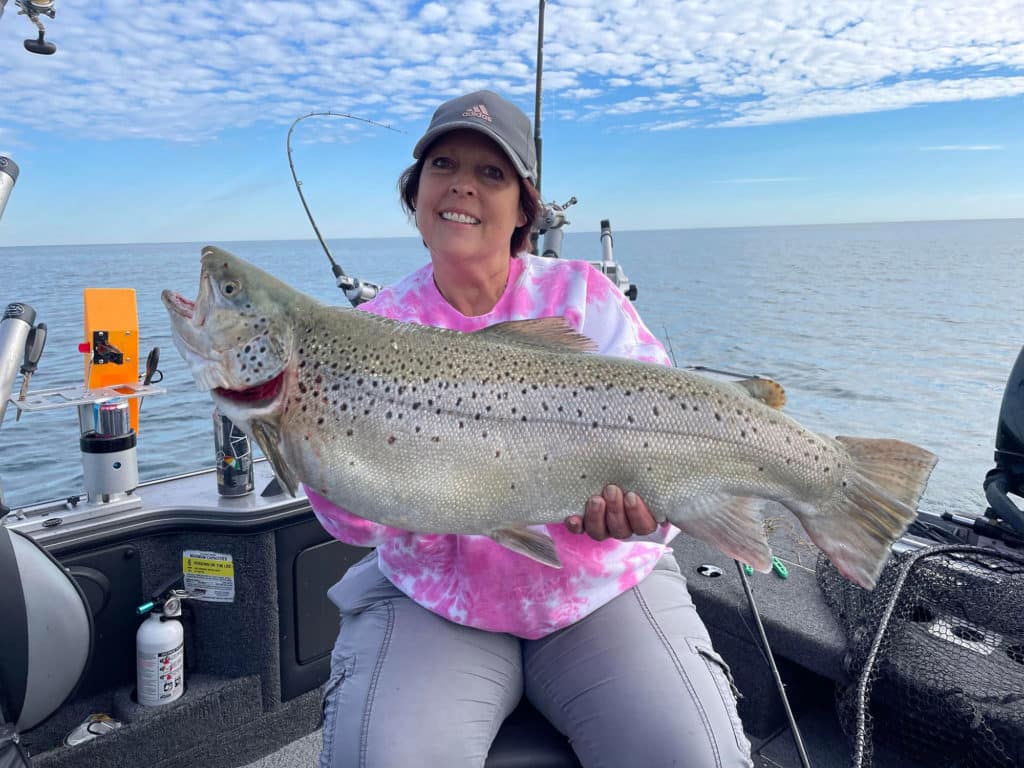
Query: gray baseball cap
413 90 537 184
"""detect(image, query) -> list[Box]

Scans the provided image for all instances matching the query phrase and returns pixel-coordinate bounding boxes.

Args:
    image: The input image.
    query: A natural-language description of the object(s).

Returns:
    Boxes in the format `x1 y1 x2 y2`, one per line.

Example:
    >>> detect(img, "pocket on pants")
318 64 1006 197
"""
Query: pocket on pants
319 655 354 766
688 639 750 755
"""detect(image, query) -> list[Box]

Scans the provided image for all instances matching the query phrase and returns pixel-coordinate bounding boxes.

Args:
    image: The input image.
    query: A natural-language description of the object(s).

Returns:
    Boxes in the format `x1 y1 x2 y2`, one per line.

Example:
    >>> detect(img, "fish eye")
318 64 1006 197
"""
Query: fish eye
221 279 241 296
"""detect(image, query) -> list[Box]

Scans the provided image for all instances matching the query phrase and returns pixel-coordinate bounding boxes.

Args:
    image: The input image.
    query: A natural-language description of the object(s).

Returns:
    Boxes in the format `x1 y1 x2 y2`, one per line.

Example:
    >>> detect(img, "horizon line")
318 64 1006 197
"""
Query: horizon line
2 215 1022 249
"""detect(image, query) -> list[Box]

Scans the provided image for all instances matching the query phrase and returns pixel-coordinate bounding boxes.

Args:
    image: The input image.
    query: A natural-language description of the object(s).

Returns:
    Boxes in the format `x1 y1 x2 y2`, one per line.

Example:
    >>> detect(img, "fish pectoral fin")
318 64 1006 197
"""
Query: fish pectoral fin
734 378 786 409
475 318 597 354
249 418 299 497
490 526 563 568
671 494 773 572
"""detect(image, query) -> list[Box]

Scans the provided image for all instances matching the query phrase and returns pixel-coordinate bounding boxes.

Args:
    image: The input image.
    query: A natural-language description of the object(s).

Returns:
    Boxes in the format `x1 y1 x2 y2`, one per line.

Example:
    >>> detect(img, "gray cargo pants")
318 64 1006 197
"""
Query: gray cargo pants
320 552 753 768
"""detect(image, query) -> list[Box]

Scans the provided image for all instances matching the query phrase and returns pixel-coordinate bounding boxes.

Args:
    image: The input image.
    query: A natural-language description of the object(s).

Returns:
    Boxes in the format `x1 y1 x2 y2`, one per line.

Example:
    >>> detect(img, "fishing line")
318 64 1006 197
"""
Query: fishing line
286 111 404 307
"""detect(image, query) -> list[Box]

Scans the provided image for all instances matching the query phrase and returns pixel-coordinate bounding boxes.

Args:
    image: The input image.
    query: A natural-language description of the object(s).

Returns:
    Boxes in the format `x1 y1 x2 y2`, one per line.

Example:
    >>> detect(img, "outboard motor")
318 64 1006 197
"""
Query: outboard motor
0 526 92 766
983 344 1024 535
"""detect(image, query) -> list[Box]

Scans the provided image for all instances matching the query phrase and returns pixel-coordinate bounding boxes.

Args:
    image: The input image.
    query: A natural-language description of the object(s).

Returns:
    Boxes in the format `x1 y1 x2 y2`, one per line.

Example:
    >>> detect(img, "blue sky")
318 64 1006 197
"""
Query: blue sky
1 0 1022 247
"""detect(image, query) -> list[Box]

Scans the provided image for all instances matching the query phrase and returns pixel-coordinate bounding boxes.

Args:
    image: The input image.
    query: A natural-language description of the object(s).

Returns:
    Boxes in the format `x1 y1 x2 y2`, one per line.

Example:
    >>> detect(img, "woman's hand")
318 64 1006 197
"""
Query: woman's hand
565 485 658 540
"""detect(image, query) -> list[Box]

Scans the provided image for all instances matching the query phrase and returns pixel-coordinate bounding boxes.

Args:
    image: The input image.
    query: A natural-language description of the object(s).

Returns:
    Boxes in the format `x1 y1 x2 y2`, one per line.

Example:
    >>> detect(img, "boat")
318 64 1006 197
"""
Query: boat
2 5 1023 768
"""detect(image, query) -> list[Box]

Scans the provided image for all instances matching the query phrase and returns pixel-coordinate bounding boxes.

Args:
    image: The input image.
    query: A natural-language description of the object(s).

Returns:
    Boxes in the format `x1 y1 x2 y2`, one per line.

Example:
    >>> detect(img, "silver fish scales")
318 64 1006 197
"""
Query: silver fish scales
164 246 937 588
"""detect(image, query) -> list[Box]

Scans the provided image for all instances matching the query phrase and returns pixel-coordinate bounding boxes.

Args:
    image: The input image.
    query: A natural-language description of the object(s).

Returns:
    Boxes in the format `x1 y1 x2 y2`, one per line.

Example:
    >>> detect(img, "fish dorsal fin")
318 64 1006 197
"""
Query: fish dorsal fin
475 318 597 354
735 378 786 409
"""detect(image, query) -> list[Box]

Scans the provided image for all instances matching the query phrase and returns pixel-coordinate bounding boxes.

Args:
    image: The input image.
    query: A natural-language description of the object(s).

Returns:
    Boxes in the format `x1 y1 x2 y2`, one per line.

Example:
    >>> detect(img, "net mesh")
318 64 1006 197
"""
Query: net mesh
817 544 1024 768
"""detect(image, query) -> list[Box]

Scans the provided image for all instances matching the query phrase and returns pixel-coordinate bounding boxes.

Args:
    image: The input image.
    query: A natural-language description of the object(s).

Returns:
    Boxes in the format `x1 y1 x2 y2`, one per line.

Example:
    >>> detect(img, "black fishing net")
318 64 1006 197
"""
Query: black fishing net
817 544 1024 768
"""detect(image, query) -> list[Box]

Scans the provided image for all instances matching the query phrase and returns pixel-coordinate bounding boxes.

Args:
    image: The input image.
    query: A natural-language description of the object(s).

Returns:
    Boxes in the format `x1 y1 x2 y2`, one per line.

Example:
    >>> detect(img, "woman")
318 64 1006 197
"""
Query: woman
311 89 753 768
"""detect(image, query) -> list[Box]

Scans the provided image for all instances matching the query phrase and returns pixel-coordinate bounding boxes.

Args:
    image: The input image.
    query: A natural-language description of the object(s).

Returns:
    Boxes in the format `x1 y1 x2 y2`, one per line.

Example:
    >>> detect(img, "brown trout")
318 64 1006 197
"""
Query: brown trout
163 246 937 588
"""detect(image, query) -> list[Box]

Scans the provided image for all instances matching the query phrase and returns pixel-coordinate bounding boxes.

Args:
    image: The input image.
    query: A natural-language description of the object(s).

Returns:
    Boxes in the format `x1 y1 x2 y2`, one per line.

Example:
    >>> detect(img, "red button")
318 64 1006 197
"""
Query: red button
78 343 91 353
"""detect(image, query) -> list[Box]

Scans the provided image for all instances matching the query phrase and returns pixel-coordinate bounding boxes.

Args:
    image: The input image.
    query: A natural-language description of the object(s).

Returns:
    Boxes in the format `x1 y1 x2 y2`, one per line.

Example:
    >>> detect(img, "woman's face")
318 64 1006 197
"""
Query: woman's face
414 129 526 265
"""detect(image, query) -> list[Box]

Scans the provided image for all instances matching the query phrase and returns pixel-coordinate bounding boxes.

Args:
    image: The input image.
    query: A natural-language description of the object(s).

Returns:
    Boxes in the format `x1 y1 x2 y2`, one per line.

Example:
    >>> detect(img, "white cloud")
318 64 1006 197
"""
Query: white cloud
0 0 1022 144
419 3 449 24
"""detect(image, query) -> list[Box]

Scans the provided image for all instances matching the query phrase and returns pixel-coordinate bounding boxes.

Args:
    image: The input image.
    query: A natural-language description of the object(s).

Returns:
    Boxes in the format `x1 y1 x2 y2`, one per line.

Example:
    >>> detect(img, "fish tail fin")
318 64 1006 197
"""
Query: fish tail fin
794 437 937 589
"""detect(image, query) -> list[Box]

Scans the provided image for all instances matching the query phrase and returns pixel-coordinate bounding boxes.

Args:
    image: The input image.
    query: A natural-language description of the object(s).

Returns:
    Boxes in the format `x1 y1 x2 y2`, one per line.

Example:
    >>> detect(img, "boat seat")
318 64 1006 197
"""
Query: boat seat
486 700 581 768
0 526 93 765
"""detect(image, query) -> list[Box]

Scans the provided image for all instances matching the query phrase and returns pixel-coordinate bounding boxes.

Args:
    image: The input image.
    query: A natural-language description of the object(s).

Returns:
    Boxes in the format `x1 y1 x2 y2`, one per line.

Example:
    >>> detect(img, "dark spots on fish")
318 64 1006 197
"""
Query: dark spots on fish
758 466 764 472
627 415 635 424
643 441 649 449
592 421 599 429
387 435 396 445
415 426 422 433
495 450 501 458
481 431 488 438
823 466 830 473
740 430 746 438
521 416 528 422
458 420 465 429
431 436 441 443
580 473 587 480
842 480 848 487
714 412 722 421
543 454 549 462
317 417 325 426
301 405 308 412
785 436 792 443
340 403 348 411
363 409 370 416
510 483 516 490
346 429 353 436
385 411 393 419
577 408 584 417
653 406 660 417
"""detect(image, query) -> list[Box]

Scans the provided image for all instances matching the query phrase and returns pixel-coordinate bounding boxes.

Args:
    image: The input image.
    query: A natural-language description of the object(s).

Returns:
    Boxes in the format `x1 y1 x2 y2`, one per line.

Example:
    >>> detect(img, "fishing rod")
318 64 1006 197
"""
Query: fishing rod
534 0 545 196
286 111 402 307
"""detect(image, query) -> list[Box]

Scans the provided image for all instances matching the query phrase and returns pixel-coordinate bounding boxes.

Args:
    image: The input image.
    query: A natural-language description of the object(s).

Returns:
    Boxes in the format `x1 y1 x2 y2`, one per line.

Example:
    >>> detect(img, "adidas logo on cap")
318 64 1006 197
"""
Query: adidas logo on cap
462 104 492 122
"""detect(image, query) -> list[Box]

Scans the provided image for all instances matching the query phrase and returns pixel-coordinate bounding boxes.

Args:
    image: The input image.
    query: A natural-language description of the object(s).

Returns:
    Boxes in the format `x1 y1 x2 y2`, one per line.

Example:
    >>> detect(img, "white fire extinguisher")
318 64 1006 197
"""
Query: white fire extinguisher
136 590 188 706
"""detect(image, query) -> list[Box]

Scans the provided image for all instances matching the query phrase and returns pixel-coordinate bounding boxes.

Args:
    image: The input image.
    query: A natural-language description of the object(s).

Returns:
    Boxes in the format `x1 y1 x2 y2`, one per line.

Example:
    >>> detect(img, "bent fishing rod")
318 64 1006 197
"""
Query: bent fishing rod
286 111 402 307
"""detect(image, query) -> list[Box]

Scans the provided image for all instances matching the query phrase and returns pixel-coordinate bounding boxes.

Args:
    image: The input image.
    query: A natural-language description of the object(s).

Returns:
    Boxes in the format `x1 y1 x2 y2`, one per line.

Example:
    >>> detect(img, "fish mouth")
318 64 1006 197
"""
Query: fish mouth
162 290 196 319
214 370 286 407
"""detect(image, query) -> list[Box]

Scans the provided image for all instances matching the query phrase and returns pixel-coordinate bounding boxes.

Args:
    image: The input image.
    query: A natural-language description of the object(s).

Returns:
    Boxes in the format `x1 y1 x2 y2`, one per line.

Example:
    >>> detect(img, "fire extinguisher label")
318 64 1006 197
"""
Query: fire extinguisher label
182 550 235 602
138 642 184 704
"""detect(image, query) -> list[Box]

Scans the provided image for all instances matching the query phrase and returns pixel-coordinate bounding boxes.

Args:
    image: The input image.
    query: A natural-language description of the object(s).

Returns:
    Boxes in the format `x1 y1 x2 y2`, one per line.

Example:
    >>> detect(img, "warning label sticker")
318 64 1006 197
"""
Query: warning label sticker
182 550 235 603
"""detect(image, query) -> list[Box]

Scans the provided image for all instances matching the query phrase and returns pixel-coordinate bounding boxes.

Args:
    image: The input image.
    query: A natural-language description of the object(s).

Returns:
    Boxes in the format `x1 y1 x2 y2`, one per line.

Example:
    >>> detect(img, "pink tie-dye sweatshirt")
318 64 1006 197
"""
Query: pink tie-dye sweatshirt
307 252 679 639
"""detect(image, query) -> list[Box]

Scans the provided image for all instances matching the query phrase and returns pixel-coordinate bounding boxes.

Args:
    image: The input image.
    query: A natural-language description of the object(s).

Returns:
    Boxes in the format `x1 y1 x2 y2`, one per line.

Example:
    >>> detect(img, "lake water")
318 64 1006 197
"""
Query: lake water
1 218 1022 517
